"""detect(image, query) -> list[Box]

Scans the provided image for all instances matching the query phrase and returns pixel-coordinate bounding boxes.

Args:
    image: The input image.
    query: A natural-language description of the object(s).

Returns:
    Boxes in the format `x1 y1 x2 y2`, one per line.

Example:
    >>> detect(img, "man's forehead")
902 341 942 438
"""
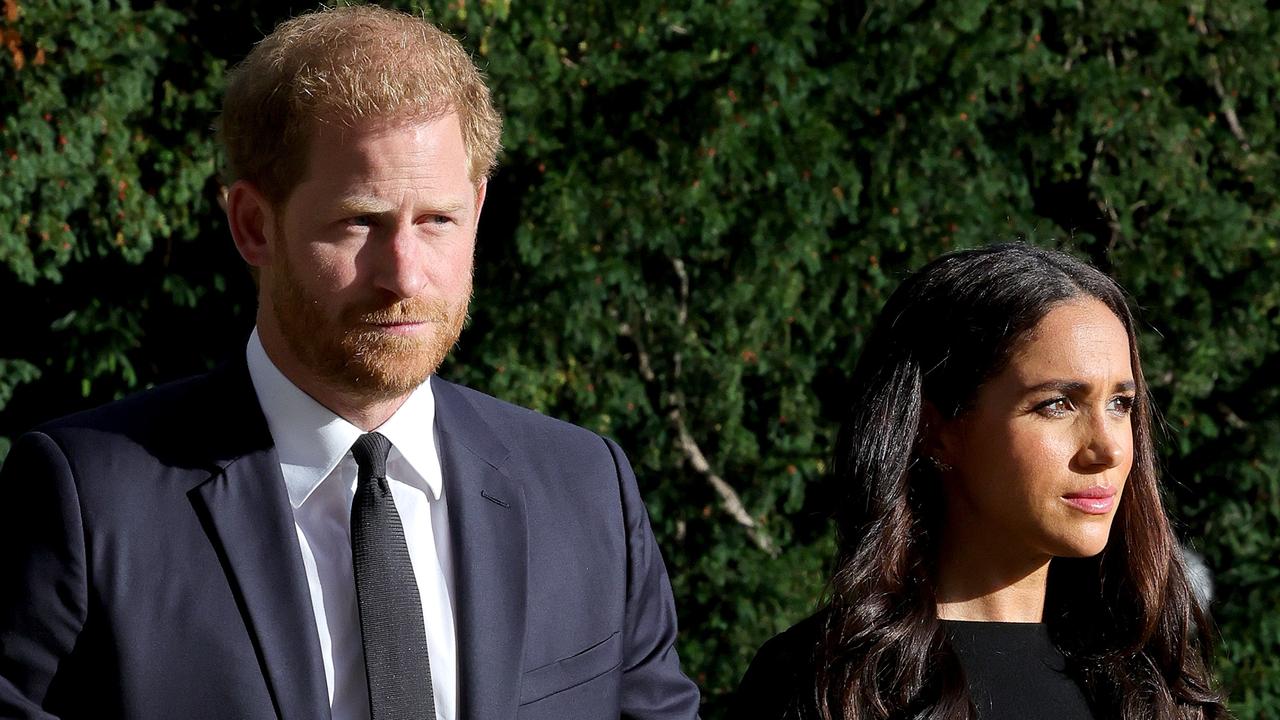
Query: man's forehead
283 112 471 193
305 109 459 144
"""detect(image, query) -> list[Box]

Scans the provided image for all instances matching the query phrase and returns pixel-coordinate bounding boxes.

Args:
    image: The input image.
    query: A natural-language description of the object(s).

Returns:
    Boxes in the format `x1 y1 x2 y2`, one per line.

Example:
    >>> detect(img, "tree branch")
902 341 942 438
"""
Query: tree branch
616 265 778 555
668 407 776 554
1195 14 1252 152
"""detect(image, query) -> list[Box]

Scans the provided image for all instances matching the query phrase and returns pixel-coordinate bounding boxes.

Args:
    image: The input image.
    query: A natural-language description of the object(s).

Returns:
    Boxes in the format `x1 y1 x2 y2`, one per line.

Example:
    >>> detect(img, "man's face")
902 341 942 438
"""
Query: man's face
258 113 484 400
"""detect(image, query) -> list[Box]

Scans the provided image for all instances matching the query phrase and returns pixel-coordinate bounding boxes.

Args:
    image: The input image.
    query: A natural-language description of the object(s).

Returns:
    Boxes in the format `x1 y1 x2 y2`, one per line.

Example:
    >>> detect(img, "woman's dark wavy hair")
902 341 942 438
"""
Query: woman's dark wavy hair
816 243 1227 719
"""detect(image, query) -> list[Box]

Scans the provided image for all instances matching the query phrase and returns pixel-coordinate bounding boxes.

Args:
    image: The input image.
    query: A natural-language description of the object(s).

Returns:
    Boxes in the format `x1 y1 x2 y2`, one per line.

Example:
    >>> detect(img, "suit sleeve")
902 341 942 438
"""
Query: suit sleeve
603 437 702 720
0 432 89 719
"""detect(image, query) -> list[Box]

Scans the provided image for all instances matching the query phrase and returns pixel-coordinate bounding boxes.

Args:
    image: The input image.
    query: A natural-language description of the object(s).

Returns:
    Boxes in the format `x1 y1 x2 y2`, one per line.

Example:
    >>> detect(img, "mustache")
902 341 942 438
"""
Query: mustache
346 297 453 325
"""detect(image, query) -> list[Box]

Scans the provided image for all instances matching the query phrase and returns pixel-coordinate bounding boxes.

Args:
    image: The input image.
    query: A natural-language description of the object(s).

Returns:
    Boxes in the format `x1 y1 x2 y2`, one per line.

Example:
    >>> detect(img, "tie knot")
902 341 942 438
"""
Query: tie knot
351 432 393 480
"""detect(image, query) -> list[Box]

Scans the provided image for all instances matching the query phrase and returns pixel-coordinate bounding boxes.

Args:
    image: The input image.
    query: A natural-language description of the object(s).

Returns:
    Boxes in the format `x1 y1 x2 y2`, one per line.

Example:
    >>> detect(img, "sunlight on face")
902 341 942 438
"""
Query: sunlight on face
261 114 484 400
939 298 1136 560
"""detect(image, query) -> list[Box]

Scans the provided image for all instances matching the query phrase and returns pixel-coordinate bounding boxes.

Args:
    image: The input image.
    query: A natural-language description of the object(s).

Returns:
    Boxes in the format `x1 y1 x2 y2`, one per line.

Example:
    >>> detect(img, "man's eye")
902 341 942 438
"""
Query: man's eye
427 214 453 225
348 215 373 227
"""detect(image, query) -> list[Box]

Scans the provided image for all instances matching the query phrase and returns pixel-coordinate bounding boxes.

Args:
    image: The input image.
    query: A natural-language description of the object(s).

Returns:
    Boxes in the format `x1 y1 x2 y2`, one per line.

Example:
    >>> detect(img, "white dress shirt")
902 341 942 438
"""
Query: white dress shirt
246 330 457 720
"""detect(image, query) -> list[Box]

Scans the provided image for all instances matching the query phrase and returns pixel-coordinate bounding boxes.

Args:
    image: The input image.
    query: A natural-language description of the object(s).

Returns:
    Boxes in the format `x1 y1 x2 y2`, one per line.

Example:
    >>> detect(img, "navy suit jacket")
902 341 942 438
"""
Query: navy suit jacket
0 359 700 719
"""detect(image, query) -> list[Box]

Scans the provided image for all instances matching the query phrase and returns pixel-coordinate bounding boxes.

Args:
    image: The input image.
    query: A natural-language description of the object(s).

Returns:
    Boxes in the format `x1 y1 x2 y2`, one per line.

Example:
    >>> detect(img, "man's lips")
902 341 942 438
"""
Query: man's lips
1061 486 1118 515
365 319 432 335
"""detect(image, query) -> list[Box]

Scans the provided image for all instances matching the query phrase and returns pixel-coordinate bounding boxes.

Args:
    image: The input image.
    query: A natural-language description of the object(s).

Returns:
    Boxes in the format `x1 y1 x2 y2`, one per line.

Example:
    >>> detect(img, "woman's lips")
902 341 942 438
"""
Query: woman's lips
1061 486 1117 515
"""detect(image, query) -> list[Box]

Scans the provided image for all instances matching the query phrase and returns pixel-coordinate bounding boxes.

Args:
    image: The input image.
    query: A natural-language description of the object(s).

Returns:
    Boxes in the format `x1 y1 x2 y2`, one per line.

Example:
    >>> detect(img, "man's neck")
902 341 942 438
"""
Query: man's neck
306 389 410 432
257 327 413 432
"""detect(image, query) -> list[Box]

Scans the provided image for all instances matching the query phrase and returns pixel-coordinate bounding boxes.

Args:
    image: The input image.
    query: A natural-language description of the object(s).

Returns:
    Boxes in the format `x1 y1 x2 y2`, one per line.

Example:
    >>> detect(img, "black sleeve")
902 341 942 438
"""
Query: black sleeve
729 615 823 720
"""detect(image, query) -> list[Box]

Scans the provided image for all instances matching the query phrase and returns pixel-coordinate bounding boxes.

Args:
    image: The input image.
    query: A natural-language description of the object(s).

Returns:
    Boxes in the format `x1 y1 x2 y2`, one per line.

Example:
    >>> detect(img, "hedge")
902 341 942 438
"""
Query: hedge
2 0 1277 715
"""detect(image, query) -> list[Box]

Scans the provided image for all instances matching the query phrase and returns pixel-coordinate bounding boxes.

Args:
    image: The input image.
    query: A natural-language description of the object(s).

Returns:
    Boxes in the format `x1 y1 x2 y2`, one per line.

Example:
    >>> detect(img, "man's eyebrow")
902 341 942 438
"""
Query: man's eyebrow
424 199 468 214
1023 379 1137 394
336 196 393 215
334 196 469 215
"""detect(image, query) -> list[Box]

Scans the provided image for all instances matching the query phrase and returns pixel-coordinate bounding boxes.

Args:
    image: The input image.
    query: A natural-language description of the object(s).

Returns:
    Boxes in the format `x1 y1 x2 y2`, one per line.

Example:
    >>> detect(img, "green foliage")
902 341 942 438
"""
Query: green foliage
0 0 233 416
2 0 1277 715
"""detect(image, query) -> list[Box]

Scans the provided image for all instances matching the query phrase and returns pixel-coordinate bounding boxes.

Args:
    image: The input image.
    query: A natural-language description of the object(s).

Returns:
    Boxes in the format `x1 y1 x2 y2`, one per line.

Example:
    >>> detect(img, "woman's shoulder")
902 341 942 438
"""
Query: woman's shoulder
730 611 826 719
748 611 825 670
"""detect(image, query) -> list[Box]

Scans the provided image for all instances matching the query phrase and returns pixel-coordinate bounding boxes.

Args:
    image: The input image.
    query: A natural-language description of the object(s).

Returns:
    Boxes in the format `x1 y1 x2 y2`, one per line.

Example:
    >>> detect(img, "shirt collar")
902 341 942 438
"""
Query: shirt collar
244 329 443 508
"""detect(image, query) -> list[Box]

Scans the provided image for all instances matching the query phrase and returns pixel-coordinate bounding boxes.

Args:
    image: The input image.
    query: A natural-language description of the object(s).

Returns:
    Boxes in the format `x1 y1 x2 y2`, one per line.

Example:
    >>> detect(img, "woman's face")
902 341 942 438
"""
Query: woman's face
936 298 1136 560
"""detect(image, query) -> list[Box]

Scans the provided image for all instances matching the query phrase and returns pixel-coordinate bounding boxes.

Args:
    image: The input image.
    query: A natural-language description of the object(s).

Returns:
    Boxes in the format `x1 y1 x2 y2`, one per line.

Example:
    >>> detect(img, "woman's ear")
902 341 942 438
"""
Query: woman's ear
921 400 959 471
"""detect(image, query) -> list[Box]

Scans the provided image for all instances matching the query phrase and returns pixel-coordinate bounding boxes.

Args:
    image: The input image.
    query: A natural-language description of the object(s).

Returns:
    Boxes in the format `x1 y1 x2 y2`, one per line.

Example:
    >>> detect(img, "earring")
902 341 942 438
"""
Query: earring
928 456 953 473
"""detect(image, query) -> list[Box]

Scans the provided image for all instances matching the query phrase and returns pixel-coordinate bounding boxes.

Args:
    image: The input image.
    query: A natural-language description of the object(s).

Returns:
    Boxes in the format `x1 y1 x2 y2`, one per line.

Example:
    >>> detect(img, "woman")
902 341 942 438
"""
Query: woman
736 244 1227 719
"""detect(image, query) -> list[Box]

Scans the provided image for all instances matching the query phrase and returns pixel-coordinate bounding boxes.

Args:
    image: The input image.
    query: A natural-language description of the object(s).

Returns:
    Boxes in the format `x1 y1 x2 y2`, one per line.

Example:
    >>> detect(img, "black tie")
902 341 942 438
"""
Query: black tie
350 432 436 720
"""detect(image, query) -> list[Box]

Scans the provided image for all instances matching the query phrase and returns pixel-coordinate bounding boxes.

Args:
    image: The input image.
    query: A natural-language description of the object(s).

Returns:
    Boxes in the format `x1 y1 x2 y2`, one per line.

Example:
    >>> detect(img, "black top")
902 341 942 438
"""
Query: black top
944 620 1095 720
731 615 1097 719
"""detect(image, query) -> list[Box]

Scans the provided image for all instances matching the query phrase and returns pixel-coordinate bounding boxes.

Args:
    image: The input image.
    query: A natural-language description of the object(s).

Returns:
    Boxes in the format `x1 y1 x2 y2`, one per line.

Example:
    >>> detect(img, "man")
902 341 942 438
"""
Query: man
0 6 700 719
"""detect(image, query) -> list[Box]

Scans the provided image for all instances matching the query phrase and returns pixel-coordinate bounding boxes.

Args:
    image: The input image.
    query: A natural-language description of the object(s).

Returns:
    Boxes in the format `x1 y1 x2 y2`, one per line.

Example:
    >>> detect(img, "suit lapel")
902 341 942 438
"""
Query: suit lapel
434 378 528 720
189 360 331 720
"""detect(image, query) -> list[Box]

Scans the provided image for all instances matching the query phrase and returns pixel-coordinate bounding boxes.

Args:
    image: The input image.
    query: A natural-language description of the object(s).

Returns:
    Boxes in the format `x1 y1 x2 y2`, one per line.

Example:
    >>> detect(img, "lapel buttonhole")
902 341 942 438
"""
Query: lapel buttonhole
480 489 511 508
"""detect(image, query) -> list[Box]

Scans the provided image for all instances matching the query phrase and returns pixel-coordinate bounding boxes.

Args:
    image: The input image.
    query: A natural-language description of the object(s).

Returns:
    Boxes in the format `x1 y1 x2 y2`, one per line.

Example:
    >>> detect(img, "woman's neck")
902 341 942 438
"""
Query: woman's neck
935 514 1052 623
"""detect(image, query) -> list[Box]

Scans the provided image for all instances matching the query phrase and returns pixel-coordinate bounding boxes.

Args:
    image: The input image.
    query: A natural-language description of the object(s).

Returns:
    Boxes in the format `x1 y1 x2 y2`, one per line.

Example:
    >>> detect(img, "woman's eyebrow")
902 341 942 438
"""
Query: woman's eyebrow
1024 379 1089 394
1022 379 1136 394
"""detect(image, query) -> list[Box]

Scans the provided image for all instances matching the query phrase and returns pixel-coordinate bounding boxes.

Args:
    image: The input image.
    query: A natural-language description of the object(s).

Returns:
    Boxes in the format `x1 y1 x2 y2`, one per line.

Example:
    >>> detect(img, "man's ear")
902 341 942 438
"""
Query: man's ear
472 178 488 226
226 180 278 268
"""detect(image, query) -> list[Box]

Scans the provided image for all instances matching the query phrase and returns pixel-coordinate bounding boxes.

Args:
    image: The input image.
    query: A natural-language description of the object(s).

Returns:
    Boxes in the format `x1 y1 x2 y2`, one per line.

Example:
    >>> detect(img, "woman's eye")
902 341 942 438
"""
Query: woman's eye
1108 395 1136 415
1036 397 1072 417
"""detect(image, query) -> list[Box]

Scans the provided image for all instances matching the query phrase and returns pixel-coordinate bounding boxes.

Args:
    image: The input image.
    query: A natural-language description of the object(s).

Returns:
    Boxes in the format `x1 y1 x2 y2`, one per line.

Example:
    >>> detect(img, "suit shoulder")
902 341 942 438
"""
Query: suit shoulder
22 361 264 473
37 372 217 439
435 378 606 446
433 378 634 505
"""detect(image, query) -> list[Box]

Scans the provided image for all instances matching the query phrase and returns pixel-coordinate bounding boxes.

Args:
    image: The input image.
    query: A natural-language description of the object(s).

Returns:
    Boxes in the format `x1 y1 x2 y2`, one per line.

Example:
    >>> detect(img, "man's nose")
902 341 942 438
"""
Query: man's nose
372 225 427 299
